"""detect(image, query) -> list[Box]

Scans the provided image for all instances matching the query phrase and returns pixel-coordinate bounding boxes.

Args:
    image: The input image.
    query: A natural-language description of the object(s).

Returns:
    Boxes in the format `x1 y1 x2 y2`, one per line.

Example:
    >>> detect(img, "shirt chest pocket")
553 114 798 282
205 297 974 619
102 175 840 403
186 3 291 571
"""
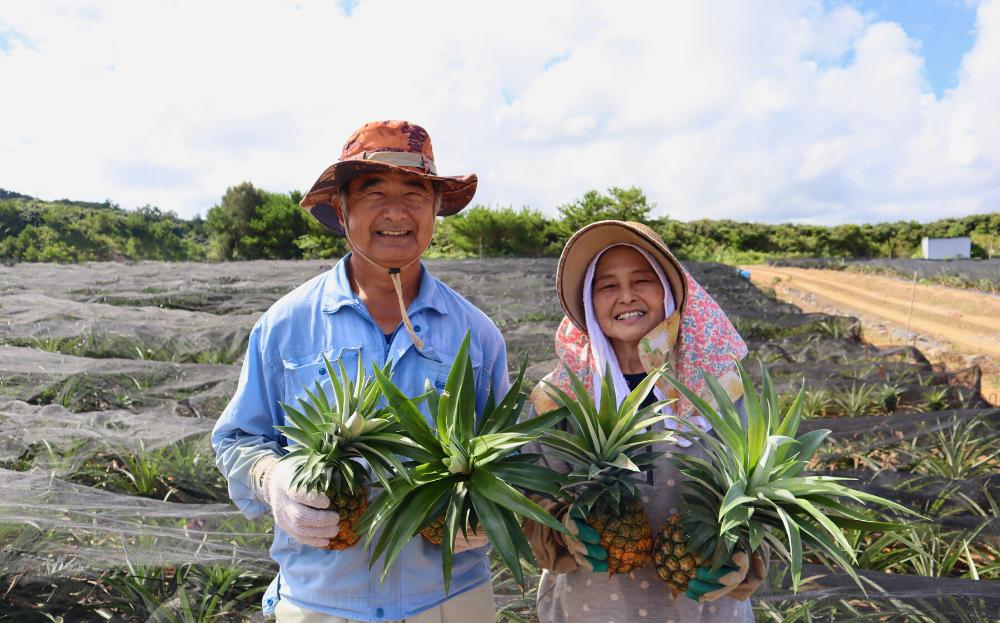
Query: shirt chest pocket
280 346 362 419
424 349 485 397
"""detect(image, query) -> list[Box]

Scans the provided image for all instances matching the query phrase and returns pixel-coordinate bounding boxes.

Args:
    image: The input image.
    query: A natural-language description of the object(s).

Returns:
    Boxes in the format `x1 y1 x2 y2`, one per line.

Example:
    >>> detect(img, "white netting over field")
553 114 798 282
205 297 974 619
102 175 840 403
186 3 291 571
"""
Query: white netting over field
0 259 996 621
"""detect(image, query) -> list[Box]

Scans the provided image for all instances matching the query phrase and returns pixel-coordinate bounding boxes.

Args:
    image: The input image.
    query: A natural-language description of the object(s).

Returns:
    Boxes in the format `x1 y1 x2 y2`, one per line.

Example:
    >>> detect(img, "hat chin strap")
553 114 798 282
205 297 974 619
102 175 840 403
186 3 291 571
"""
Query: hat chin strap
341 205 426 351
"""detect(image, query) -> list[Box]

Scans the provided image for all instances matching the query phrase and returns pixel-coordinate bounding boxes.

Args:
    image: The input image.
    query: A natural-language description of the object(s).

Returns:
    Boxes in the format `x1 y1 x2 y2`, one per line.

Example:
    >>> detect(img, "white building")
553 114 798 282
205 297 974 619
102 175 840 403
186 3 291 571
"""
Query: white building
921 237 971 260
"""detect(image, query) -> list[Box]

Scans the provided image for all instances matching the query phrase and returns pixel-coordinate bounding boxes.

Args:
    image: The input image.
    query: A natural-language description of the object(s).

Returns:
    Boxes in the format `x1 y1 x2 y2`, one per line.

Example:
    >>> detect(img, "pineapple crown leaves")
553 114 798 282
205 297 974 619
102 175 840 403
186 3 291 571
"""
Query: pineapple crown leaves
660 358 922 593
274 354 417 497
539 362 676 514
360 331 569 592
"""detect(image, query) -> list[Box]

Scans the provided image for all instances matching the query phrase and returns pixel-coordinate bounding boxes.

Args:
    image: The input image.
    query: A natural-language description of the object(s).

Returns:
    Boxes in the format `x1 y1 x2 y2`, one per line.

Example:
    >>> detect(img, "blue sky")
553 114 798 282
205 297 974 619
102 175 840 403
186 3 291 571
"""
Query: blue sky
1 1 998 225
847 0 978 95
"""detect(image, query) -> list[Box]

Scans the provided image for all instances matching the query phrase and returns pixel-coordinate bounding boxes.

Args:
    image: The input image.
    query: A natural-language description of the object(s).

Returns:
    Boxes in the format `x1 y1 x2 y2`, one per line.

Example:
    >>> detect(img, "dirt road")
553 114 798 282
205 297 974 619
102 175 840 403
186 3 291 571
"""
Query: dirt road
743 265 1000 404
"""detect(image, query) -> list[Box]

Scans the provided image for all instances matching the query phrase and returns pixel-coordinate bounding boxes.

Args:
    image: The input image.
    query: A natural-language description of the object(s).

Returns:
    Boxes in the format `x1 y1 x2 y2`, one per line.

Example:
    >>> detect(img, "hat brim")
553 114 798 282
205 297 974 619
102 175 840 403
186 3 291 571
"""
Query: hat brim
299 160 477 235
557 220 688 332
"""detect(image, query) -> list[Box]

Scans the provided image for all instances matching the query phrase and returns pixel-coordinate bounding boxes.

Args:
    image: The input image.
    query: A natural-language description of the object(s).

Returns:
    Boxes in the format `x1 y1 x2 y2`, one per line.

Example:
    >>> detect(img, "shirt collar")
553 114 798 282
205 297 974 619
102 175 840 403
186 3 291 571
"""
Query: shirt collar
322 253 448 318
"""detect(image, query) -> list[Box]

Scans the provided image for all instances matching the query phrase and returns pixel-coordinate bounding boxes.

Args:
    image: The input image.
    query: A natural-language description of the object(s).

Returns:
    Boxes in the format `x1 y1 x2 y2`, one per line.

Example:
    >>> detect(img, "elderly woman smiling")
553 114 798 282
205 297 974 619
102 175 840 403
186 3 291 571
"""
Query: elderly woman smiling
523 220 767 623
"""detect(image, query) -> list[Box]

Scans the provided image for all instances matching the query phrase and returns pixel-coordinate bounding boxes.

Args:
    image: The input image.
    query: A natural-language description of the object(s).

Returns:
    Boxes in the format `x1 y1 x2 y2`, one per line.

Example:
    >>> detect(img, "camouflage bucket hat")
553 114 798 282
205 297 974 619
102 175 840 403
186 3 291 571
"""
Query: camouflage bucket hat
299 120 478 235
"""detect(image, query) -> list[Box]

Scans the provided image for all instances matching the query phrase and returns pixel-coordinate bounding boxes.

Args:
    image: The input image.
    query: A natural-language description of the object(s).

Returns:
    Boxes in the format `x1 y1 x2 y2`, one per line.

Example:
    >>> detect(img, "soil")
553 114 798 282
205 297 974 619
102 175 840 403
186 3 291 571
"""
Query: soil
744 265 1000 404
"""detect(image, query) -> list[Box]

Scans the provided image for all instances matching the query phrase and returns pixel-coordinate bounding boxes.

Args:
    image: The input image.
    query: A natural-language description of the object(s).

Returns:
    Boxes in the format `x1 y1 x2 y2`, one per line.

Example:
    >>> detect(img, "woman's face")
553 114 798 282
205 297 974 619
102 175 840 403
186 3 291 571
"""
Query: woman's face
592 246 666 346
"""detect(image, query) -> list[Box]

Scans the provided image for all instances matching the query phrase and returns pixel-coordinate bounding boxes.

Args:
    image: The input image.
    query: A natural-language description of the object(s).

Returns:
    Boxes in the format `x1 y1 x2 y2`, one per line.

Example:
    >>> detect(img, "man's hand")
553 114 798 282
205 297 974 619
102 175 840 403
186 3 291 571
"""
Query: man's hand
453 530 490 553
560 507 609 573
254 457 341 548
685 551 767 602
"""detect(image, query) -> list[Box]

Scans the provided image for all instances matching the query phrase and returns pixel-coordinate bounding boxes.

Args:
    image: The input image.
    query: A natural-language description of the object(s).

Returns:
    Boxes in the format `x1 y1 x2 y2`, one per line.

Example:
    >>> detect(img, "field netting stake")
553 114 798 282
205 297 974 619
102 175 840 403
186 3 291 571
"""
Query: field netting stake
905 270 917 346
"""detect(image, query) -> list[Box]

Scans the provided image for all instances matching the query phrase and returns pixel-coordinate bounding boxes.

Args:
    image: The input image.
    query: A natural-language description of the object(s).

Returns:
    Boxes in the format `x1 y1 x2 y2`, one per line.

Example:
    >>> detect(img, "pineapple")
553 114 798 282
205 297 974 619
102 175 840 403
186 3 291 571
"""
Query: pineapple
540 364 675 574
359 332 569 591
419 515 446 545
275 355 417 550
653 360 916 594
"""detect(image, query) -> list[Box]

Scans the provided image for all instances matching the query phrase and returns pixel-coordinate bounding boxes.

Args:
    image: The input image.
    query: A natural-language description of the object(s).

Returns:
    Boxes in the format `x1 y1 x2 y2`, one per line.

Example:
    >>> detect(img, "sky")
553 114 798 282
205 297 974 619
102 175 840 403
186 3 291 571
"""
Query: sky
0 0 997 225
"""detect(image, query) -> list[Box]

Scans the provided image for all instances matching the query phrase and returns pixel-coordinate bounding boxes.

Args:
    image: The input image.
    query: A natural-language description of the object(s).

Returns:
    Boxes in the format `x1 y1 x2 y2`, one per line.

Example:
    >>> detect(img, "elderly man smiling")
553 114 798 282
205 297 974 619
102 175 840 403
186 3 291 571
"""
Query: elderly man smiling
212 121 507 622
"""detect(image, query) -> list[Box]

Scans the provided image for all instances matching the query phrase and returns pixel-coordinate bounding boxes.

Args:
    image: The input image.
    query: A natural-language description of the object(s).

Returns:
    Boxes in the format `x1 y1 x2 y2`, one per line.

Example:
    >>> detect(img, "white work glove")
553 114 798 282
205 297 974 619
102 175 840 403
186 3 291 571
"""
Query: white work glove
453 530 490 554
252 455 340 548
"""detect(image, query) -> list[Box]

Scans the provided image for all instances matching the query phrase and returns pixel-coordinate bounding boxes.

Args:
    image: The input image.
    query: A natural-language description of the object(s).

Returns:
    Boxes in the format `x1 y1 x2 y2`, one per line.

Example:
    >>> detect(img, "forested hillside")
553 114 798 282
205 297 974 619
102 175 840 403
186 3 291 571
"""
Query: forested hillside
1 185 996 263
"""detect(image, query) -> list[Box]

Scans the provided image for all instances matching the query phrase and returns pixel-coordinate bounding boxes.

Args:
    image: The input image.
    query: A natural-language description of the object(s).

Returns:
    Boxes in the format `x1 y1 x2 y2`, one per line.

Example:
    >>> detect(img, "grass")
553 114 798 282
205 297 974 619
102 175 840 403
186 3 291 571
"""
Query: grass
920 387 952 412
102 563 266 623
874 383 904 415
801 388 832 418
3 333 240 365
903 415 1000 480
831 383 877 418
68 436 229 503
852 515 1000 581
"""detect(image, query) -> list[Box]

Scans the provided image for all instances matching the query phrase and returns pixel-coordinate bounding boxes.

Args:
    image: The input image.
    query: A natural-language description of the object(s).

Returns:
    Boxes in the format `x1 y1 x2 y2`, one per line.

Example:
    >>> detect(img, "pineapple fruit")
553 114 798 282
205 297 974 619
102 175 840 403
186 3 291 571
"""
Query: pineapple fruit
540 364 674 574
653 360 915 594
275 355 416 550
359 332 569 591
419 515 446 545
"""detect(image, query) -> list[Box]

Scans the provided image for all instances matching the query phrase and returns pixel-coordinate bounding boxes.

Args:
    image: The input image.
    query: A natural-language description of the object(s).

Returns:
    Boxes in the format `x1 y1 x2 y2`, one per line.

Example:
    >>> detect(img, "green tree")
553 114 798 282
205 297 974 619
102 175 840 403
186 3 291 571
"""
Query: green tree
446 205 555 256
557 186 657 232
205 182 266 259
240 192 311 259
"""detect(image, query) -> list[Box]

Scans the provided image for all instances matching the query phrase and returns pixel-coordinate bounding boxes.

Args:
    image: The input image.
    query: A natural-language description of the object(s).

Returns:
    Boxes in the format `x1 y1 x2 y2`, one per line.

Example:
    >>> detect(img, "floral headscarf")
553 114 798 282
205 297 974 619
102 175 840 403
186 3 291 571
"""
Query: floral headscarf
530 264 748 445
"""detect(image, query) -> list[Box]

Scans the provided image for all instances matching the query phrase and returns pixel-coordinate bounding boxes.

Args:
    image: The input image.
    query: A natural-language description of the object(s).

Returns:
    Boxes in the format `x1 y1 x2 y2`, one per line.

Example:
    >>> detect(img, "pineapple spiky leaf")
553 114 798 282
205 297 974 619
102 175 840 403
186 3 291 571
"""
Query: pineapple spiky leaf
539 363 676 574
359 332 568 592
654 359 922 594
274 355 421 550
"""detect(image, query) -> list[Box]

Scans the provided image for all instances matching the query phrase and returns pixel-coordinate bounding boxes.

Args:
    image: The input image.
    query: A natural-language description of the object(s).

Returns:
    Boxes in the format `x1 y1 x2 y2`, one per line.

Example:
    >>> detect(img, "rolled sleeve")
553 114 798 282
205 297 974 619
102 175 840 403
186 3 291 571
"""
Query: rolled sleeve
211 319 284 519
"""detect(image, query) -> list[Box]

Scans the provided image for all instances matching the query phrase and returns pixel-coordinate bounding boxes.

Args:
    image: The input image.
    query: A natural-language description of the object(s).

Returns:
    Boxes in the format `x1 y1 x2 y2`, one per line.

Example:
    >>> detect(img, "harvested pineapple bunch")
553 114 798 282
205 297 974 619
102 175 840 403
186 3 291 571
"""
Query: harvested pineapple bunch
275 356 416 550
541 364 675 574
360 333 568 591
654 360 915 595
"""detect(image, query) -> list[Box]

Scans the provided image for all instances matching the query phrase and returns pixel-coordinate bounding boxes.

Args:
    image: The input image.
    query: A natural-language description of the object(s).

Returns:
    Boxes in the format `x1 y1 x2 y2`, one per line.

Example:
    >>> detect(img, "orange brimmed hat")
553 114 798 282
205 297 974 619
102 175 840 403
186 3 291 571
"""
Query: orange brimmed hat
299 120 478 234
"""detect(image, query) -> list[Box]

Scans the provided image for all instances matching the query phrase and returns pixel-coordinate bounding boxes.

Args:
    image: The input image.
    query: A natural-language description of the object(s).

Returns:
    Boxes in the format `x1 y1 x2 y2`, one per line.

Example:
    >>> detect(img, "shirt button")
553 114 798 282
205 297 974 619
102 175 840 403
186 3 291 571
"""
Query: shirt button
413 324 422 332
319 368 326 375
375 607 385 618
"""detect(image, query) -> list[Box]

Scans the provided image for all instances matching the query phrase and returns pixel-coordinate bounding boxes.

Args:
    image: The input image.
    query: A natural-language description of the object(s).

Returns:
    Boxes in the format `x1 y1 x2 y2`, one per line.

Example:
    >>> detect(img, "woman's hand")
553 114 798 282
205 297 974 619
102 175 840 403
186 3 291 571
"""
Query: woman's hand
561 507 609 572
685 550 767 602
523 499 608 573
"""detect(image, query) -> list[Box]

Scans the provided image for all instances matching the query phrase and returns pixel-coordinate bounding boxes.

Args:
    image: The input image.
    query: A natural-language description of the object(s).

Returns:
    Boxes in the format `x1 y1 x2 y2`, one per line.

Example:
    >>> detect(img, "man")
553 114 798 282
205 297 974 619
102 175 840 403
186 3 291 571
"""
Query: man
212 120 508 622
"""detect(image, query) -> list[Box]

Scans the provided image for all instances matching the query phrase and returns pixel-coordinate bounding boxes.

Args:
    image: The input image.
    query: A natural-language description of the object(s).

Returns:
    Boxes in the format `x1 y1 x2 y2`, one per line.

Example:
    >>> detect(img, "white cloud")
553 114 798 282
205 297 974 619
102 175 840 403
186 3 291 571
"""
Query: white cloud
0 0 997 224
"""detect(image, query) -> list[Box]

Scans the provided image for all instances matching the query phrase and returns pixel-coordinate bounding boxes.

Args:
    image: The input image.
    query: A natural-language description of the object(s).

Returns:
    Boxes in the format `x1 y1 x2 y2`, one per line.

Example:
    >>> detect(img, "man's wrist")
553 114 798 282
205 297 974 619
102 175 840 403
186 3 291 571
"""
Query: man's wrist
249 454 280 505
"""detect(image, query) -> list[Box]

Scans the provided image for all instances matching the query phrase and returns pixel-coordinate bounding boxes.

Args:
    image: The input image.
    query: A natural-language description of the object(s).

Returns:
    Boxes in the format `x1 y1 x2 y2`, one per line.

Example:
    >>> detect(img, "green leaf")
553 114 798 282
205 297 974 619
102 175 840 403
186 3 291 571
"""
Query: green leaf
471 468 566 534
469 489 524 586
718 480 755 520
767 501 803 592
374 365 441 455
608 453 640 472
374 480 453 580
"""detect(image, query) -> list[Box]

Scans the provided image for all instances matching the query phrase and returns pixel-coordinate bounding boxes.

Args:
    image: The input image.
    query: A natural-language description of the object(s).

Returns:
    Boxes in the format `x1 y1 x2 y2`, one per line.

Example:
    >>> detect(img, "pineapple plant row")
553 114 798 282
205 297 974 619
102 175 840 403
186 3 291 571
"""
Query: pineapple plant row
540 364 674 574
652 361 918 595
358 333 569 591
274 356 419 550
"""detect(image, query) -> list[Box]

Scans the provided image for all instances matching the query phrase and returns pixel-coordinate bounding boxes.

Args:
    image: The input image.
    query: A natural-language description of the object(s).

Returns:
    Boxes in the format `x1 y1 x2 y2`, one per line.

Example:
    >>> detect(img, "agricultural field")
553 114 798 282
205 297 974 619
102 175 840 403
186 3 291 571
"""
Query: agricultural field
0 259 997 621
770 257 1000 293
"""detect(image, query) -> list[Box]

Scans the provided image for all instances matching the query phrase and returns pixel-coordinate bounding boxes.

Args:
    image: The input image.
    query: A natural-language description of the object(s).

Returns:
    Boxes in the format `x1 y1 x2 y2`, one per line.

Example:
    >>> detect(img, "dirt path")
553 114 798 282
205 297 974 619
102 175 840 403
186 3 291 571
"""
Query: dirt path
743 265 1000 404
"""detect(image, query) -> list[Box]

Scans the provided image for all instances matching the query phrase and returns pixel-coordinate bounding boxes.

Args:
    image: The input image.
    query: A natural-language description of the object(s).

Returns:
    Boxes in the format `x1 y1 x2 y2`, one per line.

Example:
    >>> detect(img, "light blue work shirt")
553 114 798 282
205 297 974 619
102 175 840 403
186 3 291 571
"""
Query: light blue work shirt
211 255 509 621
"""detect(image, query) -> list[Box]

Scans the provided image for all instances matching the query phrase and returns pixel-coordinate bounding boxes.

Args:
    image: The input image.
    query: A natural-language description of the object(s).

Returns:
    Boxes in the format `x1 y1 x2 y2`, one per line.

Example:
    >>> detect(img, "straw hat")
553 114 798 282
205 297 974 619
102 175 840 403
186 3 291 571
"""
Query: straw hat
557 220 687 332
299 120 477 235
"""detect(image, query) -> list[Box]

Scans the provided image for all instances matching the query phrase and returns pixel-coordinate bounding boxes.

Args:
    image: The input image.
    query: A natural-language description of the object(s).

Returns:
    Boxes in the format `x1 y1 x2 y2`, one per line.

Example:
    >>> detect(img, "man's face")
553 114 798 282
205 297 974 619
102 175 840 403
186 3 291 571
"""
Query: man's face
337 171 438 267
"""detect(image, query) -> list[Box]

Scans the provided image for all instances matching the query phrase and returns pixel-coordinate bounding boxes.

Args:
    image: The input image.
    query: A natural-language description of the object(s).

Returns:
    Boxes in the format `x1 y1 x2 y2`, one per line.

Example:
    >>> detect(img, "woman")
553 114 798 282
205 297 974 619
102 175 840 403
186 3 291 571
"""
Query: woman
524 220 766 623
